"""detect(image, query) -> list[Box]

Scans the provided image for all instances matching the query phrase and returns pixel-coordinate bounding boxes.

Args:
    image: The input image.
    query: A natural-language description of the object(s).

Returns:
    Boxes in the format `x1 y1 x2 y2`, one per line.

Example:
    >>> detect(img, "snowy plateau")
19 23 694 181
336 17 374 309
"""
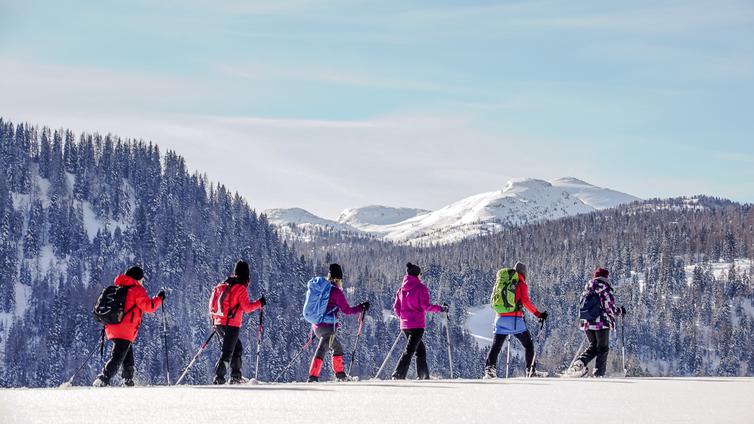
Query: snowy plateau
1 378 753 424
265 177 640 245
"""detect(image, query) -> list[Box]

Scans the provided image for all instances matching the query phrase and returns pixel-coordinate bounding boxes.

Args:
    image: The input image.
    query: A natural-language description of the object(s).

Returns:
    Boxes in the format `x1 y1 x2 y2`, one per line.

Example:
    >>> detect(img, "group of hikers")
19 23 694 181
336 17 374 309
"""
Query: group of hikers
91 260 626 386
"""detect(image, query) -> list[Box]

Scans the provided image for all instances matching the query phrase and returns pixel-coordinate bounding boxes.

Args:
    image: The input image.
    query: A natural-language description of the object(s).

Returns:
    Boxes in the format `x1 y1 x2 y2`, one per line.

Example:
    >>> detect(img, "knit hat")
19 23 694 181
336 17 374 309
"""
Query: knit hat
328 263 343 280
125 266 144 281
234 260 250 282
406 262 422 277
514 262 527 278
594 268 609 279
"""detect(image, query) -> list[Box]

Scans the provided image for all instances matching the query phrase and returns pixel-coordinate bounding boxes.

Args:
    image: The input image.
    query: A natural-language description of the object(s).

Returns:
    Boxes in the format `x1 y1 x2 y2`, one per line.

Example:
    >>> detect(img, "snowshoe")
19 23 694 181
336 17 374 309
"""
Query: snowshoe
307 376 319 383
526 366 549 378
122 378 135 387
483 366 497 379
229 377 248 385
92 375 108 387
335 372 351 382
213 376 226 385
561 361 589 378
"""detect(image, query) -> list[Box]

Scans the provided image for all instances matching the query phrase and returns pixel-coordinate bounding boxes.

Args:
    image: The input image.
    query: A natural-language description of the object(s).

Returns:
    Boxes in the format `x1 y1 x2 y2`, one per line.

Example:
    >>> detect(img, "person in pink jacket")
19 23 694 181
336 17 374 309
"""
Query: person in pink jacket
391 263 448 380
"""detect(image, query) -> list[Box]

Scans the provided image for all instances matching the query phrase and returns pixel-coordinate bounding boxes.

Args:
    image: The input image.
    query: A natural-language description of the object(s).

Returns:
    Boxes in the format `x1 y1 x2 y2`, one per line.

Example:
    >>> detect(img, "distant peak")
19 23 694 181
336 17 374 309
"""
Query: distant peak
502 178 552 192
551 177 593 186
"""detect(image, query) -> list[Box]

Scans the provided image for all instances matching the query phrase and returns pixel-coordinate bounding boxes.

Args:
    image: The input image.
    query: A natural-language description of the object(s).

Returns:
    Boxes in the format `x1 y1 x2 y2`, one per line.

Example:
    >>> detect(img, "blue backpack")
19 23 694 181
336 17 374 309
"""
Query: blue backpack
302 277 336 324
579 291 602 321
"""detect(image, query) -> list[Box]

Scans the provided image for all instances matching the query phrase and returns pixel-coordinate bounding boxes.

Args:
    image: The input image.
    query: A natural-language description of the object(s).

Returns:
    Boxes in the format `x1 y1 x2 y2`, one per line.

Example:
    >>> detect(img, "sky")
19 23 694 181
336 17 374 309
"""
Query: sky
1 0 753 218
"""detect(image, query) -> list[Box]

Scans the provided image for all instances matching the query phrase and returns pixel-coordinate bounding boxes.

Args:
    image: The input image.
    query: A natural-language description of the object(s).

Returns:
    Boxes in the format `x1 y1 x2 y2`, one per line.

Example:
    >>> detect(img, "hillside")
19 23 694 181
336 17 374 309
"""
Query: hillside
1 378 753 424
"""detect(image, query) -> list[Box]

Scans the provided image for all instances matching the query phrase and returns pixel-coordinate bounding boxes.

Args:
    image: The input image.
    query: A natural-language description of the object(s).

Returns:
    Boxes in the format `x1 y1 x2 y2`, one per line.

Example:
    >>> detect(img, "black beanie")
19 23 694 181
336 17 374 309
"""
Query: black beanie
514 262 527 278
406 262 421 277
328 263 343 280
125 266 144 281
234 260 250 282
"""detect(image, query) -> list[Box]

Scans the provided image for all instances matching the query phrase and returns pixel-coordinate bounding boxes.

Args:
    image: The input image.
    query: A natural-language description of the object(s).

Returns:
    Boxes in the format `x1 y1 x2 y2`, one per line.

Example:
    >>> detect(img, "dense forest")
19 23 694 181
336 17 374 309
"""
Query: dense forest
288 197 754 376
1 117 752 389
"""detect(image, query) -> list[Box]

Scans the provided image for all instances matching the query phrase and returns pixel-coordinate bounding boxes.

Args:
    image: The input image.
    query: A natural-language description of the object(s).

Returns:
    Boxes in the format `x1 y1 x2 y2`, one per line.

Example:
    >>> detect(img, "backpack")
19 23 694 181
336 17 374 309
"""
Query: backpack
93 285 134 325
302 277 336 324
490 268 520 314
210 279 241 323
579 291 602 321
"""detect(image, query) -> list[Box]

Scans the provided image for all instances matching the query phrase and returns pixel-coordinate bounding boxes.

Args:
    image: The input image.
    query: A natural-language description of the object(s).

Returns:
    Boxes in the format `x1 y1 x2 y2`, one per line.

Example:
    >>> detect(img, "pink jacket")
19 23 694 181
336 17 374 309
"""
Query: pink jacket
393 275 442 329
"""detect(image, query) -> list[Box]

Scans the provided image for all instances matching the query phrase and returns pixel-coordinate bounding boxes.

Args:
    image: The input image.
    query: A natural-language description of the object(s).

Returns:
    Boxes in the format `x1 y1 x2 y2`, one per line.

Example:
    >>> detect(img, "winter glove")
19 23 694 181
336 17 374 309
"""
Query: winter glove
538 311 549 322
619 306 626 316
157 290 166 300
441 303 450 313
258 296 267 307
360 301 370 312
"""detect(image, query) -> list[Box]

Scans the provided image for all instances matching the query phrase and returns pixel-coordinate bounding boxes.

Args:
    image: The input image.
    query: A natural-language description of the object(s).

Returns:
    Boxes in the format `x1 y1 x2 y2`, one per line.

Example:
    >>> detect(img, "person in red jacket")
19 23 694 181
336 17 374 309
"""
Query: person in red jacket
484 262 548 379
209 260 266 384
93 266 164 387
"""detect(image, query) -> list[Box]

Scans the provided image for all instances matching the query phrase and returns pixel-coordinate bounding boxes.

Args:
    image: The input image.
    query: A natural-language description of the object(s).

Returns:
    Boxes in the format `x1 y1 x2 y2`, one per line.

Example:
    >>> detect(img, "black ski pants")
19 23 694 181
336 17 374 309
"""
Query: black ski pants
485 331 534 370
392 329 429 380
577 329 610 377
215 325 243 380
101 338 134 382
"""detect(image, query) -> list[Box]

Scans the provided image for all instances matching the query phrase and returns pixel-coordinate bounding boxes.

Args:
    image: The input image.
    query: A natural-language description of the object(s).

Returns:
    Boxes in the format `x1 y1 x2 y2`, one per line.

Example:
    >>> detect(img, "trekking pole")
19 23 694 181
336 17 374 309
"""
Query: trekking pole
528 320 546 378
175 330 217 385
272 332 316 383
621 315 627 377
60 335 101 387
161 299 171 385
374 329 402 380
445 311 454 379
566 334 588 372
505 336 512 378
347 308 366 376
254 307 264 381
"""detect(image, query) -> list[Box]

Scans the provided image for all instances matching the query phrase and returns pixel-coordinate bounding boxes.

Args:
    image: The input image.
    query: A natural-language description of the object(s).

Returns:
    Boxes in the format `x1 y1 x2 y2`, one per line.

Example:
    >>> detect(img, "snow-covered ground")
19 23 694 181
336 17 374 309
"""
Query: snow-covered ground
684 259 752 283
1 378 752 424
466 305 496 348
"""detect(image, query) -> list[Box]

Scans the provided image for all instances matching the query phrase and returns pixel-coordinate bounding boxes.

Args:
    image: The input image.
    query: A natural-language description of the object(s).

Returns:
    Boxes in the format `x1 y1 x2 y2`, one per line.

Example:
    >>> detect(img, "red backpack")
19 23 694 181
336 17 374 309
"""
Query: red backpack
209 279 241 324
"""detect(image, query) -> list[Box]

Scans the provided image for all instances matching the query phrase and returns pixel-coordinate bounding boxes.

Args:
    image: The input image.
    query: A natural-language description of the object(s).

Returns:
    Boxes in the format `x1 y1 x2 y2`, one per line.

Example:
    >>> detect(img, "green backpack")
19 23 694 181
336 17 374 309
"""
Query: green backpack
490 268 520 314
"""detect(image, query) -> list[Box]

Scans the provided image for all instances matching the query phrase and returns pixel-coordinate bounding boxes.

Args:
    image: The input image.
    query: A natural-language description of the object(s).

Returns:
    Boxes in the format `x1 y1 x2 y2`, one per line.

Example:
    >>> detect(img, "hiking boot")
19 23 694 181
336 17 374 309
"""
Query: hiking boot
335 372 350 382
122 378 135 387
213 376 226 385
92 375 108 387
565 361 589 378
483 366 497 379
229 377 246 385
307 376 319 383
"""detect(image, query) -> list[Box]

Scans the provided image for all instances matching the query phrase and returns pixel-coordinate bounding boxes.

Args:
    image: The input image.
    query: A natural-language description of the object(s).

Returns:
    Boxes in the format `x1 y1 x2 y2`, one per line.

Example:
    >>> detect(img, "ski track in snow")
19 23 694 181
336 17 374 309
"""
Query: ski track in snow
1 378 752 424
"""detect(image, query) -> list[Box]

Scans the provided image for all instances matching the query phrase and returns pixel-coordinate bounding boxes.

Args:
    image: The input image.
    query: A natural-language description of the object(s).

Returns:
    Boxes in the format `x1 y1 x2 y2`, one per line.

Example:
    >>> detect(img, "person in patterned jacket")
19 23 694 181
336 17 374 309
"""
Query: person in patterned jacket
568 267 626 377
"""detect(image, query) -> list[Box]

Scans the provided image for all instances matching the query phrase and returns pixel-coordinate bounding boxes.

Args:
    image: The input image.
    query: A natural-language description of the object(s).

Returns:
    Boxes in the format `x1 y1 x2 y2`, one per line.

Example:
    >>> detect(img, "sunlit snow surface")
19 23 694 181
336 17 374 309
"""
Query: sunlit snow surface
2 378 753 424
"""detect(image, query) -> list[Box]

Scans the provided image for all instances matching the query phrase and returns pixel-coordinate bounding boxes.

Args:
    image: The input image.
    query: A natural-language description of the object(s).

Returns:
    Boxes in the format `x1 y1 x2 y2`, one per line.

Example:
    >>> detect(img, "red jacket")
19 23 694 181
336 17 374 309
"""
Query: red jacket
209 278 262 327
105 275 163 342
497 274 541 318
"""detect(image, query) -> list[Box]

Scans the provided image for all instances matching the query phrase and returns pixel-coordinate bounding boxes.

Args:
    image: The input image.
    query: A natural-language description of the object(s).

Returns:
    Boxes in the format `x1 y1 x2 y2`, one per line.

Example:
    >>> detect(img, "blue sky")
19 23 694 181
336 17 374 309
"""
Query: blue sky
1 0 753 217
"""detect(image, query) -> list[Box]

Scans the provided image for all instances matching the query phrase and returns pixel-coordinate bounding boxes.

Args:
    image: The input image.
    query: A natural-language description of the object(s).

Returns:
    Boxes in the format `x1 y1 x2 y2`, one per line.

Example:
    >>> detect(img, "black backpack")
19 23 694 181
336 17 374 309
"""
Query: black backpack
93 285 135 325
579 291 602 321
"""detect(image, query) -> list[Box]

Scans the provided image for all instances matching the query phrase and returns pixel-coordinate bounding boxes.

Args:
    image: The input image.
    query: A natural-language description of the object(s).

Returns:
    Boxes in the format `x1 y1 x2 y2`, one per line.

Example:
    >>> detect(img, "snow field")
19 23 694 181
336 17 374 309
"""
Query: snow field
1 378 753 424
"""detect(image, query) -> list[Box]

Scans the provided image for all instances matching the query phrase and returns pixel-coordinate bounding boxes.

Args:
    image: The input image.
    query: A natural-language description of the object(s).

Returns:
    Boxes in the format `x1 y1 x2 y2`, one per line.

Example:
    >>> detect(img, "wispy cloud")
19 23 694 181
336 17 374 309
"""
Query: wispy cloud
219 63 471 95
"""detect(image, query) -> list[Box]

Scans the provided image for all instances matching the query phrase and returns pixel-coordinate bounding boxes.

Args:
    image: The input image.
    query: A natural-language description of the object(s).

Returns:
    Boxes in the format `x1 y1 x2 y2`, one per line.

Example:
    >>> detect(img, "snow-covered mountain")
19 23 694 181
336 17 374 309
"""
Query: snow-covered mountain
336 205 429 233
379 178 595 244
550 177 640 210
265 207 354 232
266 177 640 245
